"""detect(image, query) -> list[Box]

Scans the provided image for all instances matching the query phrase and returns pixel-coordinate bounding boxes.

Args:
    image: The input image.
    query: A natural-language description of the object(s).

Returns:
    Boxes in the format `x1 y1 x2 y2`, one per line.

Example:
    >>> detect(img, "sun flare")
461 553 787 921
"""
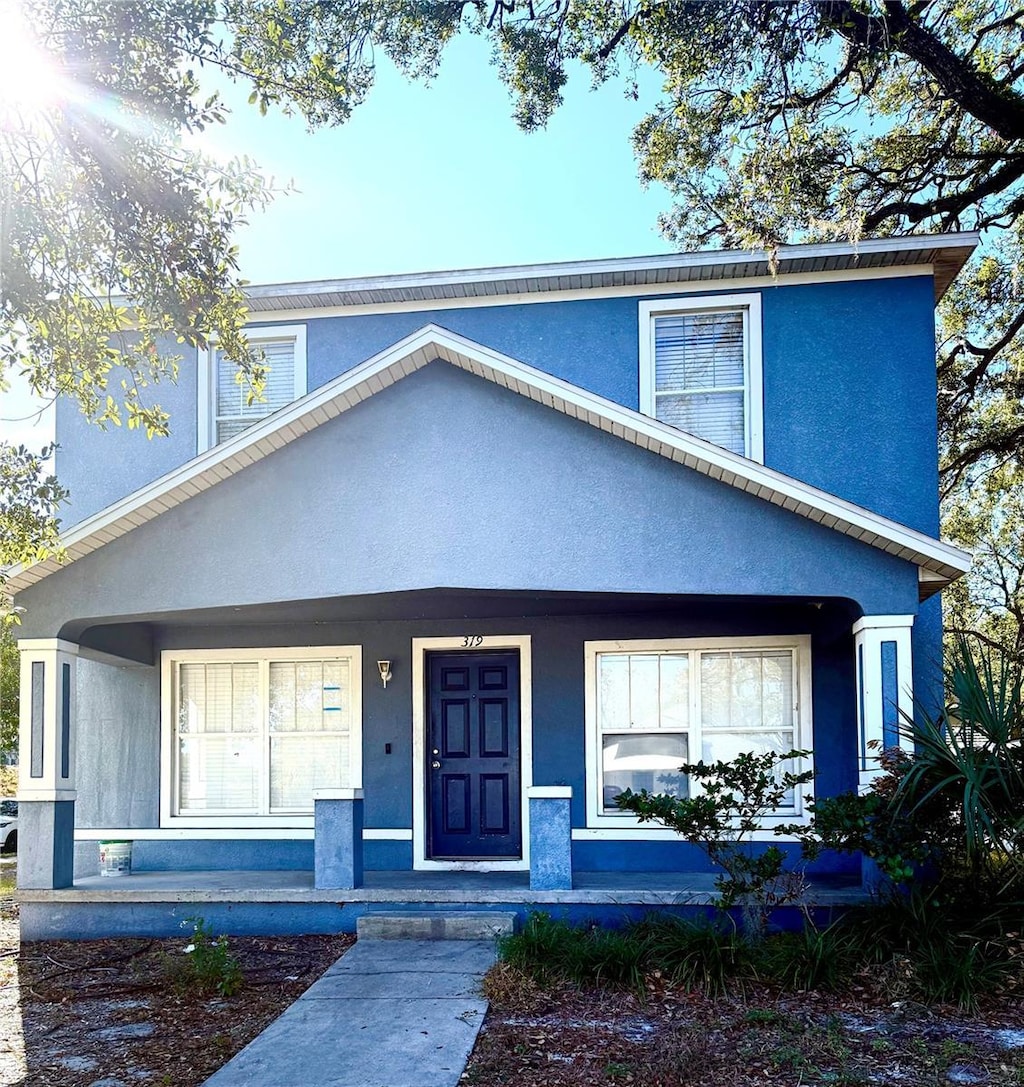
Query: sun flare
0 1 65 121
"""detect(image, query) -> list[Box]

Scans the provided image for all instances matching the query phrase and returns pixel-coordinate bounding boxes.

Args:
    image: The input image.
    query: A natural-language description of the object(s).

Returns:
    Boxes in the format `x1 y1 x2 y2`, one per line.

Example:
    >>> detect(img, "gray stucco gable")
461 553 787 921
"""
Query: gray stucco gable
16 361 922 640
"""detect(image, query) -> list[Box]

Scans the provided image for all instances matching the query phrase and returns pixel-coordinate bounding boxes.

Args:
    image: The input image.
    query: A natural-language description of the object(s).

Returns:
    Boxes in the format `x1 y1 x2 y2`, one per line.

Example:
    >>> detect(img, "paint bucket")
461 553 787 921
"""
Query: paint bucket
99 840 132 877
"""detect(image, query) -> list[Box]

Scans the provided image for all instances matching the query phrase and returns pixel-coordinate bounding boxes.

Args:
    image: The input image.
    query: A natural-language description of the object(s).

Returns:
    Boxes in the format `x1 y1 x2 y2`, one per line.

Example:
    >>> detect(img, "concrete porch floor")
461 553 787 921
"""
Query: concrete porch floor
19 868 865 906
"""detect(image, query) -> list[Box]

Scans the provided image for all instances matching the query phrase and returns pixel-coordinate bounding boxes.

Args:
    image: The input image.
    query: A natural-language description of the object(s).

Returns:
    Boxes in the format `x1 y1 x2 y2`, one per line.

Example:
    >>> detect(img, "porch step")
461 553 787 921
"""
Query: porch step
357 911 516 941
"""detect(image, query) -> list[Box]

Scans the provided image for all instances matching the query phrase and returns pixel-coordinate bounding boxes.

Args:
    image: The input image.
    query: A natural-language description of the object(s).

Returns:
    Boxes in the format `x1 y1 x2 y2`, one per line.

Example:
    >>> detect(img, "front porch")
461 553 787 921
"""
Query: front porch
17 867 866 941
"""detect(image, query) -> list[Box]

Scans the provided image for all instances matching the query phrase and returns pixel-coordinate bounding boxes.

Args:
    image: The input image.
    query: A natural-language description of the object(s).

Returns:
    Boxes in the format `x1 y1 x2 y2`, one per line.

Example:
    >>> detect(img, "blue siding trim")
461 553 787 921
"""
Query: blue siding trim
30 661 44 778
60 662 71 779
881 639 899 749
97 839 415 874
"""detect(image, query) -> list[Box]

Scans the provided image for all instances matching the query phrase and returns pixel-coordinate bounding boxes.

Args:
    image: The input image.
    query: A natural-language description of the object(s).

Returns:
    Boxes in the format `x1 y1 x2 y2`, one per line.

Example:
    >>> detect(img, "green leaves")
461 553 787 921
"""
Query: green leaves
615 749 814 930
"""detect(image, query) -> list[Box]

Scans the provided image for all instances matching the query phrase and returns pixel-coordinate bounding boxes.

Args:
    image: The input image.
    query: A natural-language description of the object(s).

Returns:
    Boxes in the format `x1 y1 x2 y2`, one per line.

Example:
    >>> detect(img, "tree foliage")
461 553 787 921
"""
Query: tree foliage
0 625 17 756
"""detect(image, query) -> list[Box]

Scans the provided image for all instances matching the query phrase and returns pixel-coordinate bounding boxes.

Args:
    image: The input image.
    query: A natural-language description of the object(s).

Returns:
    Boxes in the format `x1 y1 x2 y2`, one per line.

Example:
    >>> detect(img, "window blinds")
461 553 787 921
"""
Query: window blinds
653 311 746 454
175 656 355 816
215 338 296 443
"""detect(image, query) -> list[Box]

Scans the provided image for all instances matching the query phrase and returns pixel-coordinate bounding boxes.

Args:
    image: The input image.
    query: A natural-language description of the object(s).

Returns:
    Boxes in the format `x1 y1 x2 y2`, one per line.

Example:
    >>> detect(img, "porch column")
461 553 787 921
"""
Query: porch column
852 615 914 793
17 638 79 889
527 786 573 891
314 788 364 889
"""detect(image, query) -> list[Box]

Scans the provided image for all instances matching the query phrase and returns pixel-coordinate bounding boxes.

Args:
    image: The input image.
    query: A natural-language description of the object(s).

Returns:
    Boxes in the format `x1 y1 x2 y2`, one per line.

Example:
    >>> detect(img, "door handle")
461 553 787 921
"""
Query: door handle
431 760 441 769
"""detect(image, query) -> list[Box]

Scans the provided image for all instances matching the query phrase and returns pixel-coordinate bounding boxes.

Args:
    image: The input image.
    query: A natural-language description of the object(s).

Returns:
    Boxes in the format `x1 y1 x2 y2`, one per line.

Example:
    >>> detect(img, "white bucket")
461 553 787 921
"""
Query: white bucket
99 840 132 877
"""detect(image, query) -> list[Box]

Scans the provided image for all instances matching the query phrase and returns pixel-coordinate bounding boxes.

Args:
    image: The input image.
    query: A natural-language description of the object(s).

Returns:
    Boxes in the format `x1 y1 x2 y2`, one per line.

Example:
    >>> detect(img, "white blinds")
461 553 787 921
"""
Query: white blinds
215 338 296 443
175 655 356 816
177 662 260 813
595 646 799 812
653 311 747 455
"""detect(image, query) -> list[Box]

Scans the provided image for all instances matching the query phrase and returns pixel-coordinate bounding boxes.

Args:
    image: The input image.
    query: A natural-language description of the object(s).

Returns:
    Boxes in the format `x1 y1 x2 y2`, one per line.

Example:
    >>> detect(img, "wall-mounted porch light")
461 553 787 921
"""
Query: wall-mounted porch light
377 660 393 689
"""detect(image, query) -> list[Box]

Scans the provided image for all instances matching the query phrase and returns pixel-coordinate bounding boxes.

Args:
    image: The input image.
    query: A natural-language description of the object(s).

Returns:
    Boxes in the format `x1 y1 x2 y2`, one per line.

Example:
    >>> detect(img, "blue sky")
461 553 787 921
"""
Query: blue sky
1 35 671 447
215 36 672 282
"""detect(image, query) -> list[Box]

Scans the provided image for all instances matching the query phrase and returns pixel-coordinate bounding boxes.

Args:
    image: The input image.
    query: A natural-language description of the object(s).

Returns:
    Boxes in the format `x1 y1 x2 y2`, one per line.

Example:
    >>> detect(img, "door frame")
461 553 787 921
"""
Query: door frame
412 634 533 871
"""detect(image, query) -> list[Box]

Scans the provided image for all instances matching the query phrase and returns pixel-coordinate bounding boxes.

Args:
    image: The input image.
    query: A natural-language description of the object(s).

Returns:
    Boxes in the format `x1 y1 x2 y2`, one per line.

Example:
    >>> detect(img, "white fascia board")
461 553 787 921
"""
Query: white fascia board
7 323 971 594
244 232 980 305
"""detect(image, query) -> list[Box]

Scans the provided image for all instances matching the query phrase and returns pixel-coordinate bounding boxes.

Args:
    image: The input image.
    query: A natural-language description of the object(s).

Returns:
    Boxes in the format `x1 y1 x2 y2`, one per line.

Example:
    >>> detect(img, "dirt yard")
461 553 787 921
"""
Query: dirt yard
0 870 352 1087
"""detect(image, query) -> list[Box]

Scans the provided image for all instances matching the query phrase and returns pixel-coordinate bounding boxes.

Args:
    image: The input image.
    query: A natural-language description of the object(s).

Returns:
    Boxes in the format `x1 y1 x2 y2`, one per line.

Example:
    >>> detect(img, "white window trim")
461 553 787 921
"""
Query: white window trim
410 635 533 872
584 635 812 835
160 645 361 829
639 294 764 462
197 324 308 453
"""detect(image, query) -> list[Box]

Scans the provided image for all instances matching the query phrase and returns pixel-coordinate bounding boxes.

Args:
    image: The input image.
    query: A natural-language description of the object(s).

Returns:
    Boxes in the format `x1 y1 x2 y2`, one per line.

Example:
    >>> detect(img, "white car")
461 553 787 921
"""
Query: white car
0 800 17 853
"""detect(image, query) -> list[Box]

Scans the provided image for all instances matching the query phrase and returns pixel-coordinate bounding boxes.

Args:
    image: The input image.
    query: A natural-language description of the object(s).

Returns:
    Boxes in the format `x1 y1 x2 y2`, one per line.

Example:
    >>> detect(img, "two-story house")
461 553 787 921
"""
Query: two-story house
10 233 975 939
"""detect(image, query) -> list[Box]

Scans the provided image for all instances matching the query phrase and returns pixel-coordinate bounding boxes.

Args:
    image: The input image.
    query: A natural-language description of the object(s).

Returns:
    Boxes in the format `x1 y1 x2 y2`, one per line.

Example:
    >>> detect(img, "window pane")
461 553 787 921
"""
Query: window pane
216 340 295 418
270 735 349 810
656 391 745 454
178 735 259 812
629 655 660 730
654 312 745 390
598 654 630 732
269 660 352 733
659 654 689 731
701 651 794 732
602 733 688 811
215 338 297 444
179 663 258 735
701 730 797 808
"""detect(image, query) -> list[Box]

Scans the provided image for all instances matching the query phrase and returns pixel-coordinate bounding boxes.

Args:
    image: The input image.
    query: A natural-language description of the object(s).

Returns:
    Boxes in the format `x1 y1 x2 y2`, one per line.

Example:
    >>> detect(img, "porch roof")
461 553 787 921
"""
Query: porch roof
8 325 970 600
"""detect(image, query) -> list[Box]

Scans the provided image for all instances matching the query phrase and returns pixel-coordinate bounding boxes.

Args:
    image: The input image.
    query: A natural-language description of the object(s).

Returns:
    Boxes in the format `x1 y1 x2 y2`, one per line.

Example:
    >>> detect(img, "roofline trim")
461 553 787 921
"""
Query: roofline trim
243 232 980 307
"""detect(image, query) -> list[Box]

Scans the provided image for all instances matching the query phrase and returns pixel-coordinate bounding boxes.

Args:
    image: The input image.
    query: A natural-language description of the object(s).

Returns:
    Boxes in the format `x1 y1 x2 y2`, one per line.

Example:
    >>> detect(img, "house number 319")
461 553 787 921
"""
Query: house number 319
461 635 483 647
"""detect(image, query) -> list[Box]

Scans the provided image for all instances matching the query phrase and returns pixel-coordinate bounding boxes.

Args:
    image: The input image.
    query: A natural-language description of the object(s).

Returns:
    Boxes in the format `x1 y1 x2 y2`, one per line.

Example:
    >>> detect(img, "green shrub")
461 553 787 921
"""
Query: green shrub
754 920 861 992
615 749 813 936
163 916 243 997
633 914 749 996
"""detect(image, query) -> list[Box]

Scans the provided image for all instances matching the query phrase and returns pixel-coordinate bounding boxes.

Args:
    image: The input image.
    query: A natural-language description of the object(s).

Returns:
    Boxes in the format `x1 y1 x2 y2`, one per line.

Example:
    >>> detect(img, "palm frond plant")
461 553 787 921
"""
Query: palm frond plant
896 636 1024 894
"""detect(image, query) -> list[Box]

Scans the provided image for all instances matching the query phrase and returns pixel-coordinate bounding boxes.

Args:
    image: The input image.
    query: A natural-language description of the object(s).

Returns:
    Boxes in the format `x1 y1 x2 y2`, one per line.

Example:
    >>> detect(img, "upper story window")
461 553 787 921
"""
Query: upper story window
639 294 763 461
198 324 307 451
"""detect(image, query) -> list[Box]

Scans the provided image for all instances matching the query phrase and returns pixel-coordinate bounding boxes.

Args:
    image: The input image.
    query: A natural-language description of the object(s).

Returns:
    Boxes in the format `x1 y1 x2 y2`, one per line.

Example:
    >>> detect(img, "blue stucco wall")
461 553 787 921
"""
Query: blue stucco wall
19 360 921 641
54 276 939 534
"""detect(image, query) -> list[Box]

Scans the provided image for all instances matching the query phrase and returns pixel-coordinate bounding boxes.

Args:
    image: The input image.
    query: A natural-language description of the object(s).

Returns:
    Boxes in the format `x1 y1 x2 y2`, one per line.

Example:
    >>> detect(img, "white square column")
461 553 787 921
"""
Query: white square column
17 638 79 888
852 615 914 794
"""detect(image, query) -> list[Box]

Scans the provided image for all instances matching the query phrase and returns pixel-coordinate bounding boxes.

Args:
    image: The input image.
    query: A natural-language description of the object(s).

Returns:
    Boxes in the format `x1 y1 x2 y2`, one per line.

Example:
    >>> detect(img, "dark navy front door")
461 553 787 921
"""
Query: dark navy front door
427 651 522 860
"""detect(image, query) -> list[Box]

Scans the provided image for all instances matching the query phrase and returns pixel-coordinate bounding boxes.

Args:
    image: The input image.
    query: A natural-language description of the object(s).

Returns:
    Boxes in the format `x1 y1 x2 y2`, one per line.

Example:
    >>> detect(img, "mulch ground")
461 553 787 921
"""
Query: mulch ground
0 882 352 1087
463 963 1024 1086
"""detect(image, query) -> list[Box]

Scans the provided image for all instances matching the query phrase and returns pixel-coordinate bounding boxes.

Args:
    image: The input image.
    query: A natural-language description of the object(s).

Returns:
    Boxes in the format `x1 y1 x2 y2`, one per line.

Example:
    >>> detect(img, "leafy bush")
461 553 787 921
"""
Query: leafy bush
804 637 1024 912
615 749 813 935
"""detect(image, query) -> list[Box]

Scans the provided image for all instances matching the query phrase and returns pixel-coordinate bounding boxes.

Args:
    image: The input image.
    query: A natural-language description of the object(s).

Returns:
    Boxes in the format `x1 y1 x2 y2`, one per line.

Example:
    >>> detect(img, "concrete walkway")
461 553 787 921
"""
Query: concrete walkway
201 939 496 1087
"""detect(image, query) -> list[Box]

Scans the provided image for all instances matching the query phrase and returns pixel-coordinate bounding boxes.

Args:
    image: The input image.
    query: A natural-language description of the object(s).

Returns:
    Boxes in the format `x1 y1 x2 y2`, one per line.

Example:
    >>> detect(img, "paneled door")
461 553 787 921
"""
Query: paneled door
427 651 522 859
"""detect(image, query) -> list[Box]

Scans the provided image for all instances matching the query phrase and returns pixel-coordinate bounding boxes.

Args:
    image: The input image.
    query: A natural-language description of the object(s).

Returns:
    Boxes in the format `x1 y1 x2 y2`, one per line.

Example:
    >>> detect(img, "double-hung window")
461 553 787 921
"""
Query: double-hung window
639 295 763 460
161 646 361 824
585 637 810 829
198 324 307 451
